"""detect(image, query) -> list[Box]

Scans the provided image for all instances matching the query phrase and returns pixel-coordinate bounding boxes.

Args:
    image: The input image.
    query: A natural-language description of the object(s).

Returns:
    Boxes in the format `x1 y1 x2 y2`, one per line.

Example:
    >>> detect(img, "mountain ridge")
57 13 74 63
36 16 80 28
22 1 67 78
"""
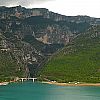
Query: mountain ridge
0 6 100 82
1 5 100 23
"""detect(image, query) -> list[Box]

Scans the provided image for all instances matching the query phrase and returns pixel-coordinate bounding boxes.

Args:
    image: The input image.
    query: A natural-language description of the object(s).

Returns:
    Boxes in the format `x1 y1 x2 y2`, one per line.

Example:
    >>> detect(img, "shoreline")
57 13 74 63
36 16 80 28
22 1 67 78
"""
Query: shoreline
42 81 100 86
1 80 100 86
0 80 16 86
0 82 9 85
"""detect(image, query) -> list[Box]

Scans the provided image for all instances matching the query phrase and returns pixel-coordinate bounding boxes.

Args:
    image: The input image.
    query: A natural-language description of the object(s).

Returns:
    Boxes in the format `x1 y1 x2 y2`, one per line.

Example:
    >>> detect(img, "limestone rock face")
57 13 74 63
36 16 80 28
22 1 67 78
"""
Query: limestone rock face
0 6 100 80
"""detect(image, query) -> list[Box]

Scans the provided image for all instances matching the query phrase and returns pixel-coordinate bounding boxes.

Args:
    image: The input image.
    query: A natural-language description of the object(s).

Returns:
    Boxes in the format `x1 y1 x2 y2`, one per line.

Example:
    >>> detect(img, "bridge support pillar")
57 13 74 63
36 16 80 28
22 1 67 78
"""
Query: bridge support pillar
20 78 37 83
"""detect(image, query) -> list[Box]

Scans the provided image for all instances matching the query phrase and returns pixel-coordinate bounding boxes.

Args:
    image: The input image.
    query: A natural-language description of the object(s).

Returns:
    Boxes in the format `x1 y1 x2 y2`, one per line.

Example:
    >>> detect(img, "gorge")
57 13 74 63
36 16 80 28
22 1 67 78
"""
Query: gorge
0 5 100 82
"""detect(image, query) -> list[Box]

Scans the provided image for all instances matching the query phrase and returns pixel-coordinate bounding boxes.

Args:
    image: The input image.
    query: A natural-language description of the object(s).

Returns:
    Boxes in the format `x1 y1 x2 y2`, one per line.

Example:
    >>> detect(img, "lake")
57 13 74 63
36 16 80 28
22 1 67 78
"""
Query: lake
0 82 100 100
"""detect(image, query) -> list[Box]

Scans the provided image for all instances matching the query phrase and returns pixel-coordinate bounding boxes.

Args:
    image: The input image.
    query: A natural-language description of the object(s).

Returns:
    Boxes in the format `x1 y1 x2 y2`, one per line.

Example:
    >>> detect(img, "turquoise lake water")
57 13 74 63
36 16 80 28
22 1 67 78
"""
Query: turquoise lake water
0 82 100 100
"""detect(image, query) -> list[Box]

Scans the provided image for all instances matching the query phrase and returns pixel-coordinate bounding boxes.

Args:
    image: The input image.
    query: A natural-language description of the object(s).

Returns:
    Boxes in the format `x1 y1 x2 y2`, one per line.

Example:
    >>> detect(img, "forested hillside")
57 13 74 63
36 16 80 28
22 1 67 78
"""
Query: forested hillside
0 6 100 82
40 26 100 83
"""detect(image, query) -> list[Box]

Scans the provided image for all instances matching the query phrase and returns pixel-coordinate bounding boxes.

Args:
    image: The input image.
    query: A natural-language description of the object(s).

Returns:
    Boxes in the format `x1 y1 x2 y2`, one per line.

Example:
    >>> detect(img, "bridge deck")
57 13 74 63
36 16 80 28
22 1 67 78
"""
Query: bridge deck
19 78 37 82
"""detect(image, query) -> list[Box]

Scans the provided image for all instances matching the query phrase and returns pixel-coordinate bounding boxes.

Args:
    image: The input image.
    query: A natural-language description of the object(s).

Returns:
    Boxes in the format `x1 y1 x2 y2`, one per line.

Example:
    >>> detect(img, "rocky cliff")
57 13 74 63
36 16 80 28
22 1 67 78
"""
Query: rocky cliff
0 6 100 81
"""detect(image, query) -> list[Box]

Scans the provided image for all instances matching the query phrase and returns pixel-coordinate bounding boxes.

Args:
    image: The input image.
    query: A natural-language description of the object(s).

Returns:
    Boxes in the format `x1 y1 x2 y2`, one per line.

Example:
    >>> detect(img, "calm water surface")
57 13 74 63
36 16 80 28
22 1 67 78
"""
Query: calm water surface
0 82 100 100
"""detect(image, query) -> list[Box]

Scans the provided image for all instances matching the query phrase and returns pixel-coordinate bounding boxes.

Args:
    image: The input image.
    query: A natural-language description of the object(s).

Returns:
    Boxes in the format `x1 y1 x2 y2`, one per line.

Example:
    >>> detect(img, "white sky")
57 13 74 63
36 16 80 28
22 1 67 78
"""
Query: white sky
28 0 100 18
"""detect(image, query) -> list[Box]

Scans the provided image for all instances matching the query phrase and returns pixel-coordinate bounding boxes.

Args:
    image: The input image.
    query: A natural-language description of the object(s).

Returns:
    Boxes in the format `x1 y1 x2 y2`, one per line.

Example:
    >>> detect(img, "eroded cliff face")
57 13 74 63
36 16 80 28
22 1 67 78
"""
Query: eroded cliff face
0 6 99 80
0 5 95 45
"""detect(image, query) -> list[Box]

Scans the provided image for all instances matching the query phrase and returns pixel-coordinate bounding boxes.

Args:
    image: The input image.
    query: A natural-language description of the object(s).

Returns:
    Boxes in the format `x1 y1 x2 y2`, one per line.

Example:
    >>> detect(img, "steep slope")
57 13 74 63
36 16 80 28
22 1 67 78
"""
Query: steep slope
0 6 100 81
39 26 100 83
0 51 26 82
0 34 26 82
0 6 98 45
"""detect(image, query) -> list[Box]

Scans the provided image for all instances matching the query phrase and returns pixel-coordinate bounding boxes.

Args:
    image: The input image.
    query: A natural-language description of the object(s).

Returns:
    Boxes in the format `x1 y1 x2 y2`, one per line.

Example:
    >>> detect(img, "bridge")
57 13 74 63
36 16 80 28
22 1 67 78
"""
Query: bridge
19 78 37 82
